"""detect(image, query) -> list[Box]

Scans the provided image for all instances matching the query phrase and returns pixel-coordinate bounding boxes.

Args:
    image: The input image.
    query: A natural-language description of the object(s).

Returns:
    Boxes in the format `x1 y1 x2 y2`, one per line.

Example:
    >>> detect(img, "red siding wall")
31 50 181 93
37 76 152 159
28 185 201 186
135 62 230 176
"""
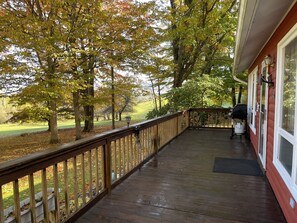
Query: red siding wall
248 4 297 223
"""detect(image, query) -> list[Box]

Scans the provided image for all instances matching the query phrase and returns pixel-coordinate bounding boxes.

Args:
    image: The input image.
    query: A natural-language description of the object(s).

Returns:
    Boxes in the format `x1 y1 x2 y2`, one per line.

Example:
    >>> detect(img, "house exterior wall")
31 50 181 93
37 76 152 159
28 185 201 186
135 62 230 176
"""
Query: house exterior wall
247 4 297 223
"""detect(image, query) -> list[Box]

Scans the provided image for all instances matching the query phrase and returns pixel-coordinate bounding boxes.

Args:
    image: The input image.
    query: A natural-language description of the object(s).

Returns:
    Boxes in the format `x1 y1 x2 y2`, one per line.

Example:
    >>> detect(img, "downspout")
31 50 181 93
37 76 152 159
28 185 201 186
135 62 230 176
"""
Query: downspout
232 0 256 85
233 73 247 85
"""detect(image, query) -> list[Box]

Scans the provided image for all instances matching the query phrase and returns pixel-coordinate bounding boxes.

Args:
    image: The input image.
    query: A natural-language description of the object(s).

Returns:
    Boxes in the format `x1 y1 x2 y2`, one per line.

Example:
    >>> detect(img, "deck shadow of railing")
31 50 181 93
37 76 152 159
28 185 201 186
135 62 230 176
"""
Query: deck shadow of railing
0 108 231 223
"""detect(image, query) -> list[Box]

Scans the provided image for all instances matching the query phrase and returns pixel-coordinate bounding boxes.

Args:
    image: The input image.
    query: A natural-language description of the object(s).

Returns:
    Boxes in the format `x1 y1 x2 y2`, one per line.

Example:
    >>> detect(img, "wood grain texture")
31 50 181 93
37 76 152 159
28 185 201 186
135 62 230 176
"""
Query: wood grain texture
77 129 286 223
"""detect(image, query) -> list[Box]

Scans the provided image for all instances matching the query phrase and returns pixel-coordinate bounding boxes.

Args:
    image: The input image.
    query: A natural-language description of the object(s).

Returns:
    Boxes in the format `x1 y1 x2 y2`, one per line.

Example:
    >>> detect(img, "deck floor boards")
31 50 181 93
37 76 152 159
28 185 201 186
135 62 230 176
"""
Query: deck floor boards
77 129 286 223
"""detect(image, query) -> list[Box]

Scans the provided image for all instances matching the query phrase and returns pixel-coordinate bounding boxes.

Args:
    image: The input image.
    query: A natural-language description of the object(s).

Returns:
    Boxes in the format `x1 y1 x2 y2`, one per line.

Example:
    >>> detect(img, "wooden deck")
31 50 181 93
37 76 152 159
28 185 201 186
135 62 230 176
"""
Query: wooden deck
77 129 286 223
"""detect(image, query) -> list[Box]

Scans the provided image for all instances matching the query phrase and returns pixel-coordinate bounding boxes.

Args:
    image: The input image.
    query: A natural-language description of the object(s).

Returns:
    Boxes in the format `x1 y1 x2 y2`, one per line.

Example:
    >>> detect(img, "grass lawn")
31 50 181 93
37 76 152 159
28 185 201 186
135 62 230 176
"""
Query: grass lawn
0 100 155 138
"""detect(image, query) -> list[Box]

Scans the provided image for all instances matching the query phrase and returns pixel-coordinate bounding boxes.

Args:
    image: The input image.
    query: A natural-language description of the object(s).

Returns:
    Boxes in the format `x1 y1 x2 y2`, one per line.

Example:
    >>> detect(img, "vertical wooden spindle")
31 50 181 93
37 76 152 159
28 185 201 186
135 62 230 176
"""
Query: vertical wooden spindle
95 148 99 194
127 136 130 171
53 164 60 222
28 174 37 223
99 148 105 189
73 157 78 210
63 160 69 216
13 180 21 223
41 169 49 223
122 136 127 175
113 140 117 180
88 150 93 199
104 142 112 194
130 134 134 168
118 139 122 177
0 186 4 223
81 153 86 205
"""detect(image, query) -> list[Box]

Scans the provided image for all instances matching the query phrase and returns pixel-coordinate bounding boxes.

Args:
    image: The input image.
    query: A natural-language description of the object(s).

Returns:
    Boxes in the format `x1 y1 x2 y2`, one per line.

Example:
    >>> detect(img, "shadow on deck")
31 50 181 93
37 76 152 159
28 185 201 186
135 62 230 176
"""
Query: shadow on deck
77 129 286 223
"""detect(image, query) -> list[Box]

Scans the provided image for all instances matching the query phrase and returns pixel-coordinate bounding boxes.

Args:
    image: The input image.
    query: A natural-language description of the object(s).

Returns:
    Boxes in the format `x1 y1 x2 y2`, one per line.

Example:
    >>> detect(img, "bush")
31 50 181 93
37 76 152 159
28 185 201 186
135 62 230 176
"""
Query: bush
145 104 170 120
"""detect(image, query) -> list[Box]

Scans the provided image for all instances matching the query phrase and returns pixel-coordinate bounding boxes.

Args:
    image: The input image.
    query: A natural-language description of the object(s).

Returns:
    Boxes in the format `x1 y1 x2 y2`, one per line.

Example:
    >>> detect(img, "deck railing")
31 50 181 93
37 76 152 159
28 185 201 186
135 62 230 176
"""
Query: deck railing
0 111 189 223
189 108 232 128
0 108 231 223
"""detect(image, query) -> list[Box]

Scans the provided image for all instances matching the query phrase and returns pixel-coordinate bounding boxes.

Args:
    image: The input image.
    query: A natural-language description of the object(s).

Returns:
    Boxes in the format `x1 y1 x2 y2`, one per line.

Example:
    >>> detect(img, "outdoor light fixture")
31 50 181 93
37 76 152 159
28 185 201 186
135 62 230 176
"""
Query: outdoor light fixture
125 116 131 127
259 55 274 87
264 55 275 68
260 74 274 87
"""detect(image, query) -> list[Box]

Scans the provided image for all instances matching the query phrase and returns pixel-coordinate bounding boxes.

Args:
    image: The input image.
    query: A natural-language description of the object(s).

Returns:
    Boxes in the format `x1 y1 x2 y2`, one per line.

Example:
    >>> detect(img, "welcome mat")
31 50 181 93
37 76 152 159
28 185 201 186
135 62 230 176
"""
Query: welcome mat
213 157 263 176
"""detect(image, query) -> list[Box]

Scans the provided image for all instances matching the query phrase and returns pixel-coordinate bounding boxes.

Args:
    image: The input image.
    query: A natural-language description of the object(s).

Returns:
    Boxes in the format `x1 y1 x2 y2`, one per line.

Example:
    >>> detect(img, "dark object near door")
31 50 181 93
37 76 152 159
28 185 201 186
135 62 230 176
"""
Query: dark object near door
230 104 247 139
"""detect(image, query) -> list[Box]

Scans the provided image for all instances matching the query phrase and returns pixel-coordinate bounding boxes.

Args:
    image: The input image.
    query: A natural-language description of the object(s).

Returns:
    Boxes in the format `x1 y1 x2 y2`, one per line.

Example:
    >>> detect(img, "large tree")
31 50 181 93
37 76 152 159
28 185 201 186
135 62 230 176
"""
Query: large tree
0 0 68 143
169 0 238 87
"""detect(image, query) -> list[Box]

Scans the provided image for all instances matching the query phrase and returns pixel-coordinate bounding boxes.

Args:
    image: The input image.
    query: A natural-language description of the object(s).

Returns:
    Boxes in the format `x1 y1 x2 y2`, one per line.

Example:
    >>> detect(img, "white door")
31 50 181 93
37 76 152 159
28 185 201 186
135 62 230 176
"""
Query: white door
259 63 268 169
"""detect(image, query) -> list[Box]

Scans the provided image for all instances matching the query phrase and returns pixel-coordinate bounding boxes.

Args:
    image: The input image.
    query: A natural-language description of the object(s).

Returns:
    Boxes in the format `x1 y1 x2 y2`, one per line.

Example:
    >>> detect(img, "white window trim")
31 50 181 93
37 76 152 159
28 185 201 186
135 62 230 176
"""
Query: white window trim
273 23 297 201
248 67 257 134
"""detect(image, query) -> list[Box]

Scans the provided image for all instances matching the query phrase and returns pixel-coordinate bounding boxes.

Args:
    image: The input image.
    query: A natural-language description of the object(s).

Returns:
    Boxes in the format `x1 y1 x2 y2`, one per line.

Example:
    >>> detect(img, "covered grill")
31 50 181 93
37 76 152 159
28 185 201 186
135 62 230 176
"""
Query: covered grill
230 104 247 139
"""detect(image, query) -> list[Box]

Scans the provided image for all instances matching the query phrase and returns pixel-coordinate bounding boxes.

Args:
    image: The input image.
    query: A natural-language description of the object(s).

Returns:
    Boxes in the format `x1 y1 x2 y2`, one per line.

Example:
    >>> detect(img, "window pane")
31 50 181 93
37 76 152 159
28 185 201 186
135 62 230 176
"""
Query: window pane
282 37 297 134
279 136 293 175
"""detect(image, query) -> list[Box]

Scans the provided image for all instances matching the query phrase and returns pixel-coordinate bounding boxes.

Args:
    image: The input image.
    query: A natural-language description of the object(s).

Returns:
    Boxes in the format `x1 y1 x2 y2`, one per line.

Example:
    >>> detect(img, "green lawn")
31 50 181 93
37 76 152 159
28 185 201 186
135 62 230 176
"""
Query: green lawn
0 100 155 137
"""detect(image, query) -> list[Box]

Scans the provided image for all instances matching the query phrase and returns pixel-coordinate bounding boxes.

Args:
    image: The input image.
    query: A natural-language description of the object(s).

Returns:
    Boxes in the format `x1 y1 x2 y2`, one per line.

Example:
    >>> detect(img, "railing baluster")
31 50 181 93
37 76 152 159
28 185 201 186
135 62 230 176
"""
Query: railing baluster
28 174 37 223
142 129 145 159
41 169 49 223
95 148 99 194
0 186 4 223
88 150 92 199
53 164 60 222
73 157 78 211
81 153 86 205
127 136 130 171
105 142 112 194
123 137 126 174
63 160 69 216
113 140 117 180
118 139 122 177
13 180 21 223
99 148 104 189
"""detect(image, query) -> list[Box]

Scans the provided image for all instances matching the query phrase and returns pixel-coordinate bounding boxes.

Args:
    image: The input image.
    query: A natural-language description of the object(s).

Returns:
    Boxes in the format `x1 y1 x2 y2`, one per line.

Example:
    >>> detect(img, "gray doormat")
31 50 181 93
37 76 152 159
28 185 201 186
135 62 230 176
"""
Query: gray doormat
213 157 263 176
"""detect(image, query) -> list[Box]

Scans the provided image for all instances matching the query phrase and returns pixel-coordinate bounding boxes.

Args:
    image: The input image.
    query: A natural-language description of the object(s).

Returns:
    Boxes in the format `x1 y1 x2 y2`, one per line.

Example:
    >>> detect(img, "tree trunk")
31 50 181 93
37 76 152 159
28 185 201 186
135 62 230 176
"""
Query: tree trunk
73 91 82 140
49 101 59 144
232 87 236 107
47 119 51 132
47 55 59 144
237 85 243 104
157 79 162 110
83 75 94 132
83 105 94 132
111 66 115 129
149 75 158 111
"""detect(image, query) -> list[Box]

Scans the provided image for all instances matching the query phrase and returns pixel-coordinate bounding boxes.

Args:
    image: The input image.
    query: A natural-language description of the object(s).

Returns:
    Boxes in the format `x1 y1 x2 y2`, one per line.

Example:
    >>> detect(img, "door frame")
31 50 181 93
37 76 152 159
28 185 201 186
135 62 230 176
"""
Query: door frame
258 61 269 169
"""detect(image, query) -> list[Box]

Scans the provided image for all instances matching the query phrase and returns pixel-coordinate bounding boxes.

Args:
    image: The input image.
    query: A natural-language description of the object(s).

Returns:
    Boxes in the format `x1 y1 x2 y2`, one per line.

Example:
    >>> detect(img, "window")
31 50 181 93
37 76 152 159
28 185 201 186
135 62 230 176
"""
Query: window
274 23 297 200
248 67 257 133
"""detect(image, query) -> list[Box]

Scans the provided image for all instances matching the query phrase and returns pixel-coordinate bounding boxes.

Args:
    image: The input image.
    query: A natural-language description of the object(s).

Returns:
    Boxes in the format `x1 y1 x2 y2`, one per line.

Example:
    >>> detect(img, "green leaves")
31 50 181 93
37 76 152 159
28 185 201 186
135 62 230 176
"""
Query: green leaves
166 75 228 110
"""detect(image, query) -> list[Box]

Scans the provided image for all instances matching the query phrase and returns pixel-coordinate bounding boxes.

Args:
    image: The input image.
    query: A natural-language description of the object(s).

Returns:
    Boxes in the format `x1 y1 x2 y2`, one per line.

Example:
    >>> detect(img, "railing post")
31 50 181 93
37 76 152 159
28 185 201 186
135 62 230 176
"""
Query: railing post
104 141 112 194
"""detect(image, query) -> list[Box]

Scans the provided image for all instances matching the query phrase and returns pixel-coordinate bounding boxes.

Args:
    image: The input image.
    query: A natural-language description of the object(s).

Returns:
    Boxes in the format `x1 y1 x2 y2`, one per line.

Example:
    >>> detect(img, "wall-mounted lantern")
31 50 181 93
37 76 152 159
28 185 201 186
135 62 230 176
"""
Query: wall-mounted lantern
260 55 274 87
125 116 131 127
264 55 275 68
